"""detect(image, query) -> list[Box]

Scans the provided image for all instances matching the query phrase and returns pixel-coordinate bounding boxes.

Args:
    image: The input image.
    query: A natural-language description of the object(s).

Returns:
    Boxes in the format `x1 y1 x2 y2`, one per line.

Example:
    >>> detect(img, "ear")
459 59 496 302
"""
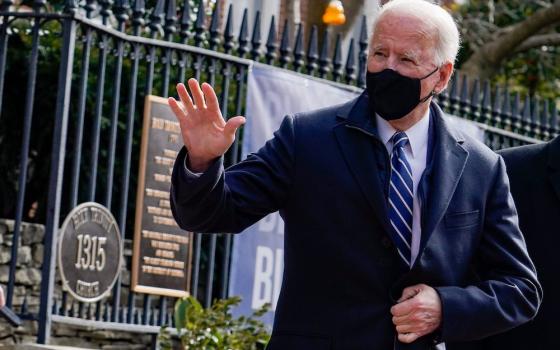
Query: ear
434 62 453 94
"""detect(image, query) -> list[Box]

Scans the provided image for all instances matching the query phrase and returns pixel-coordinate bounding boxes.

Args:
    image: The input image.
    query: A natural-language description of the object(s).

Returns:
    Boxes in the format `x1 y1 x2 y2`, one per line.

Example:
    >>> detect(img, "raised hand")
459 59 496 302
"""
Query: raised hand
168 78 246 172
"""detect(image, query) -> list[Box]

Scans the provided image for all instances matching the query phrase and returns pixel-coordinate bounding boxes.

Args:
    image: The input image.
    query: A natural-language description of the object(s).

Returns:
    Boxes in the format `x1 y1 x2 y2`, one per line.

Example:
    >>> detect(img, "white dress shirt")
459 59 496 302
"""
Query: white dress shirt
376 110 430 266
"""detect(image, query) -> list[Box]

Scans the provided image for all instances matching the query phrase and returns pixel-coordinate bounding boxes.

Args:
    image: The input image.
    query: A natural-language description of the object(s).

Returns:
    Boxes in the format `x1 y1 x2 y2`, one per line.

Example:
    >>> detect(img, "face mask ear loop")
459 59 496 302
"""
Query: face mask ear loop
420 66 440 80
418 66 440 104
419 90 436 104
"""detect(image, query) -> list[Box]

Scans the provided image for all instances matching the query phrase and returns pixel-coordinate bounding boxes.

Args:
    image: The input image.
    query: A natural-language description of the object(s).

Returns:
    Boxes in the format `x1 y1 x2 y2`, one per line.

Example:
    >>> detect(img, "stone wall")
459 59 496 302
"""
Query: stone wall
0 219 154 349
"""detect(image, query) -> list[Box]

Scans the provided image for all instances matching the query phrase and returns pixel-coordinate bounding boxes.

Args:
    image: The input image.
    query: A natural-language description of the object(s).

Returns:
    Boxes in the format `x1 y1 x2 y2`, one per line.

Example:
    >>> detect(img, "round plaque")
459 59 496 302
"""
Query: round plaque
58 202 123 303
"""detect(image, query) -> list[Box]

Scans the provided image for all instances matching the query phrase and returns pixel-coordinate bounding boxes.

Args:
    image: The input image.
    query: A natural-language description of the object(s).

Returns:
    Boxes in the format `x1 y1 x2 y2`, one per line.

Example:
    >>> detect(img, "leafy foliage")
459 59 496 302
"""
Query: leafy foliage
158 296 271 350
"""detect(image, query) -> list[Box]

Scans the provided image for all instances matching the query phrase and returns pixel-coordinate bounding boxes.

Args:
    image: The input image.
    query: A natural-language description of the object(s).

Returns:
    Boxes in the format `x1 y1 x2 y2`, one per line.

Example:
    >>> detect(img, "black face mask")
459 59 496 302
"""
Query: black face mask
366 67 439 121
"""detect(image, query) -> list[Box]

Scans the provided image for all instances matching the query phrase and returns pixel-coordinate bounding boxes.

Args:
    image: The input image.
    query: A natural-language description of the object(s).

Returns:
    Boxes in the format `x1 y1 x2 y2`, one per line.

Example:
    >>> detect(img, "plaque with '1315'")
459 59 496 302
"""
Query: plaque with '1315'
58 202 123 303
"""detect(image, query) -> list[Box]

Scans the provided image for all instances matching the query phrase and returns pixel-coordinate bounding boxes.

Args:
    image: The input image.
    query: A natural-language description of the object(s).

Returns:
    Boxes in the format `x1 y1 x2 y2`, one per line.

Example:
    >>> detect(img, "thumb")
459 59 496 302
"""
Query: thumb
224 116 246 138
397 284 423 303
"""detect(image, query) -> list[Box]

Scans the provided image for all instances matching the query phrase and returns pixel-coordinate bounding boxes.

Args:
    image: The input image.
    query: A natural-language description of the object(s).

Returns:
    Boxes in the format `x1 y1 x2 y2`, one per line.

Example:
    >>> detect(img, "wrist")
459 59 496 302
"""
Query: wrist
187 155 213 173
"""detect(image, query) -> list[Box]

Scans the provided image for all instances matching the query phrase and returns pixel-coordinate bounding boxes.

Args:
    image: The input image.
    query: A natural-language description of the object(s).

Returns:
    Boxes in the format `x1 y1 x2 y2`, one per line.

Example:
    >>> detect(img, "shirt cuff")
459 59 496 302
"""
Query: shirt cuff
183 156 203 177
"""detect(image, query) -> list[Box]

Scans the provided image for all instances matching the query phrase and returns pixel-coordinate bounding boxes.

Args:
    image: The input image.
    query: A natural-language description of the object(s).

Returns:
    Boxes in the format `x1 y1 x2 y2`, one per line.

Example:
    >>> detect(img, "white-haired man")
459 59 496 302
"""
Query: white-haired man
168 0 541 349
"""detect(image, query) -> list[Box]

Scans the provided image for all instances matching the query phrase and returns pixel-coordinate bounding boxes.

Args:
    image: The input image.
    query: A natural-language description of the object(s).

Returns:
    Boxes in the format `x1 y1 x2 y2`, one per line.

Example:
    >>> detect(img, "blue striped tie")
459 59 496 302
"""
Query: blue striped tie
388 131 414 267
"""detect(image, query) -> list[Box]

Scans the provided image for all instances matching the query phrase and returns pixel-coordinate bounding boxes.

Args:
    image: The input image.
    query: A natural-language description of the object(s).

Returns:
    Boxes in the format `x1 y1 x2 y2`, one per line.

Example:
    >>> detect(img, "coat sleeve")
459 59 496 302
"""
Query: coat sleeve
170 115 295 233
435 156 542 342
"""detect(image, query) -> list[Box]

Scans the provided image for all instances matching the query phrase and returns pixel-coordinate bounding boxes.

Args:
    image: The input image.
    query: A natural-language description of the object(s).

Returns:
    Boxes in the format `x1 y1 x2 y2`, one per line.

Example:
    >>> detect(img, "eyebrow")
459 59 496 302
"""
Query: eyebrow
402 51 420 61
371 44 384 52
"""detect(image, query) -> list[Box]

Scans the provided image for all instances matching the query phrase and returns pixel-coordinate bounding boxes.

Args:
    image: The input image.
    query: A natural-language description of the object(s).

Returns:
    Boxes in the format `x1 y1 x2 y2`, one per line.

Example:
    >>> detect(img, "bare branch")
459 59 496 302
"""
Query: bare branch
461 1 560 79
515 33 560 52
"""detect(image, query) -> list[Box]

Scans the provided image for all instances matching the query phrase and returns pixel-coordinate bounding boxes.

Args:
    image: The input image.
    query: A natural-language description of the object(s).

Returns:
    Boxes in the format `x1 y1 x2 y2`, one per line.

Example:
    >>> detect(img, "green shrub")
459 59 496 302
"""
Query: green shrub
158 296 271 350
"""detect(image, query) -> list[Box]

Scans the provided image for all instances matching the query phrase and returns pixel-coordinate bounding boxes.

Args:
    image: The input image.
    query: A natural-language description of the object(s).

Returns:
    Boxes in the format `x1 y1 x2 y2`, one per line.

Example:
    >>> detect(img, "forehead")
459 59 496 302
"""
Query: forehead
372 13 436 54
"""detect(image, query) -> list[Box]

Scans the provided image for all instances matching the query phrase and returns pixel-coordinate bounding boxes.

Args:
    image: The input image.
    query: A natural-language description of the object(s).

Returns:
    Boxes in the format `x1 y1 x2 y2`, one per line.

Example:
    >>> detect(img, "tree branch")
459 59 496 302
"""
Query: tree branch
461 2 560 79
515 33 560 52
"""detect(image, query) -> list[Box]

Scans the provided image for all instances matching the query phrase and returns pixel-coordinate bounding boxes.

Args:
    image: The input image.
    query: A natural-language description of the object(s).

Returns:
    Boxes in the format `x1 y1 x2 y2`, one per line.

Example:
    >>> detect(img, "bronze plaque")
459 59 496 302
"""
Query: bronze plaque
58 202 123 303
131 95 193 298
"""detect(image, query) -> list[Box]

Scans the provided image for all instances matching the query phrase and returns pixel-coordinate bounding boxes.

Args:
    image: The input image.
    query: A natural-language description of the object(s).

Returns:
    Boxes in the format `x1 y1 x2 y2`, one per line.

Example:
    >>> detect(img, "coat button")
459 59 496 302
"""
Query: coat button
381 237 392 249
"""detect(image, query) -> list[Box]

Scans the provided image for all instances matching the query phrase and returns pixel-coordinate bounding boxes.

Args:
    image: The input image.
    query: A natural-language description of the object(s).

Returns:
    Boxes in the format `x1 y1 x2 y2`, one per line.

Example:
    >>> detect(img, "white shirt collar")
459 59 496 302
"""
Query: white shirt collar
375 108 430 159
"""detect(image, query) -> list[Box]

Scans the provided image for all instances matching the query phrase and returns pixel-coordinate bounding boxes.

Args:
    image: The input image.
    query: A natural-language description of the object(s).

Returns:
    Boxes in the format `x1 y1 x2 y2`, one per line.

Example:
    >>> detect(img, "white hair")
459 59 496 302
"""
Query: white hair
372 0 461 66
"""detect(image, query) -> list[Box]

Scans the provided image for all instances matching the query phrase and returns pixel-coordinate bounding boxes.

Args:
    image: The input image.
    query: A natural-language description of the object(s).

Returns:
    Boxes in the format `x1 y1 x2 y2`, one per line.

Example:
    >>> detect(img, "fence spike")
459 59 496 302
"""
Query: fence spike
209 3 221 50
480 80 492 124
520 94 531 135
131 0 145 34
179 0 191 42
251 11 262 61
500 87 512 130
113 0 129 31
194 0 206 47
345 38 356 85
490 84 501 127
469 79 481 122
293 23 305 73
279 19 291 69
459 74 470 119
358 15 368 87
541 99 551 140
511 91 523 133
448 74 459 116
99 0 113 25
83 0 96 17
149 0 165 37
531 97 541 139
265 16 278 65
551 103 559 136
318 29 331 79
306 25 318 75
332 33 343 82
223 4 235 53
163 0 177 40
237 8 250 57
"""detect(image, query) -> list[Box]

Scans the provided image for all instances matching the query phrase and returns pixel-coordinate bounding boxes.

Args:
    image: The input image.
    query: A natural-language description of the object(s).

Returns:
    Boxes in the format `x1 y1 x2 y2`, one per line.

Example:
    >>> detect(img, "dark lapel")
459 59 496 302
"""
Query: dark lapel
547 135 560 202
333 92 394 235
417 104 469 256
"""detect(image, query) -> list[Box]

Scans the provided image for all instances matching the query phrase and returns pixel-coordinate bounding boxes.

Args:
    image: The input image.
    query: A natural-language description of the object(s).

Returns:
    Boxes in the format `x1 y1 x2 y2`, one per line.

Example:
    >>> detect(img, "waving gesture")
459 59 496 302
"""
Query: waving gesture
168 79 246 172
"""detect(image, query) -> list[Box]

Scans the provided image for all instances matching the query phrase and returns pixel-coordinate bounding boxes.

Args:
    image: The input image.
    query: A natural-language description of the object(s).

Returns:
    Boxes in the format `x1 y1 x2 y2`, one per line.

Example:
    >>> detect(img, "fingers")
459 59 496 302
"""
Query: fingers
398 285 423 303
398 332 420 343
223 116 246 138
168 97 186 122
202 82 220 112
392 314 409 326
177 83 195 115
188 78 206 109
396 323 422 334
391 297 414 317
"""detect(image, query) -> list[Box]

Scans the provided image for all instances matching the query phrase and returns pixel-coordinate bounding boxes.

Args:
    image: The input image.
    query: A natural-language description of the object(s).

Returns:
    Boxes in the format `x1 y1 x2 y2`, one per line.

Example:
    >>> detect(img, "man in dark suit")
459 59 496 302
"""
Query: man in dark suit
168 0 541 349
481 135 559 350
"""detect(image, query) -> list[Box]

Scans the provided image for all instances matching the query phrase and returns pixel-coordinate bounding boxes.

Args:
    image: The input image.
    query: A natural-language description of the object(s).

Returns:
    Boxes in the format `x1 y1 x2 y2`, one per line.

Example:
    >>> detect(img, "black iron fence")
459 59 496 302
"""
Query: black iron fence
0 0 558 345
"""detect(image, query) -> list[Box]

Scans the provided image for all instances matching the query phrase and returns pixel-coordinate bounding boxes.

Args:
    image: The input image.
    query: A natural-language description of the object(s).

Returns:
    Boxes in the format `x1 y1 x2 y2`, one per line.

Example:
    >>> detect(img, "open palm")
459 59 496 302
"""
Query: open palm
168 79 245 172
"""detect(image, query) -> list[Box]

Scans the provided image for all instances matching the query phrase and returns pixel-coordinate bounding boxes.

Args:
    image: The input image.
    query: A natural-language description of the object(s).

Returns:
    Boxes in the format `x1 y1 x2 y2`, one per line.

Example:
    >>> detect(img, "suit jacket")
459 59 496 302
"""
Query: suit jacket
481 136 560 350
170 92 541 350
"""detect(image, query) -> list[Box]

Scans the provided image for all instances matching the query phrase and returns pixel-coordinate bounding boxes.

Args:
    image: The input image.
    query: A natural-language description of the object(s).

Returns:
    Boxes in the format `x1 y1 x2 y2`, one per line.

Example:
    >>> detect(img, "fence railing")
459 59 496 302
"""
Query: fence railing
0 0 558 345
